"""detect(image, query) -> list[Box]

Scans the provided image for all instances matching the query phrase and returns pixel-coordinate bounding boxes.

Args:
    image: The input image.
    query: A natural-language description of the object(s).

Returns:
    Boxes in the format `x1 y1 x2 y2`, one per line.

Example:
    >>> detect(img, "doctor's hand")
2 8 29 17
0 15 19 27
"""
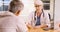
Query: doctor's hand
33 25 48 29
40 25 48 29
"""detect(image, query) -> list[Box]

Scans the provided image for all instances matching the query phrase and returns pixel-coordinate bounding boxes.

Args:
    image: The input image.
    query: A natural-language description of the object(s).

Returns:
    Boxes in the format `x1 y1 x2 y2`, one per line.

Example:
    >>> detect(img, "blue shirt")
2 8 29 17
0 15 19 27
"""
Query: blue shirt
35 16 41 26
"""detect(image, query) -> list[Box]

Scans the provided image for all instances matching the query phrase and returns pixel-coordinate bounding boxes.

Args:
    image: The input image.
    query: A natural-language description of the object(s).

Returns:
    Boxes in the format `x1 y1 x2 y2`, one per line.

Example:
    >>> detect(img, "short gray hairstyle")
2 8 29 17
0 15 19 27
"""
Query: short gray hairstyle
9 0 24 13
34 0 43 6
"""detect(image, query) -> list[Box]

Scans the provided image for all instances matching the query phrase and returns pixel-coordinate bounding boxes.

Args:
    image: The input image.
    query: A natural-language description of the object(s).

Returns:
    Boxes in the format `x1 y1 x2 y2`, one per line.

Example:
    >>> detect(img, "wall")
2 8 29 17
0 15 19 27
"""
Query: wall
54 0 60 30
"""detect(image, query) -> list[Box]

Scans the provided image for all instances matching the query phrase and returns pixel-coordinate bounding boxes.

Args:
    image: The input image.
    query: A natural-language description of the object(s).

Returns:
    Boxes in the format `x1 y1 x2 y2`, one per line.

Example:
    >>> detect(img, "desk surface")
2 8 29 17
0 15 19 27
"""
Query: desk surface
28 28 54 32
27 25 60 32
28 28 60 32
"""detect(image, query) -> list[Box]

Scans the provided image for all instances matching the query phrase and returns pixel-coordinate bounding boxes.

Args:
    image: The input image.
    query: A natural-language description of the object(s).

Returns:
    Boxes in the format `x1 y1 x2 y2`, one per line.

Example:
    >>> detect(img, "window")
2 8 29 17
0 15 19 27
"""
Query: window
41 0 50 10
44 3 50 10
0 0 3 11
0 0 11 11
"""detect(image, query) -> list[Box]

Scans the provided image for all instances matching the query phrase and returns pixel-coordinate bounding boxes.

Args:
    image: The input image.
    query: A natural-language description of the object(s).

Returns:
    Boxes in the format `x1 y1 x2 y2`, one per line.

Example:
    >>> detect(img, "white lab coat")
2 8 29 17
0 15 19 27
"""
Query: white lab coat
0 11 27 32
26 11 51 28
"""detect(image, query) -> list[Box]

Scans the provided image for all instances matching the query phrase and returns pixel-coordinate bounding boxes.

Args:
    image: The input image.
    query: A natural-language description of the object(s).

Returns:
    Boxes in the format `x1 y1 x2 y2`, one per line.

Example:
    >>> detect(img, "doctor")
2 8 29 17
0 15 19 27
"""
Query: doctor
27 0 51 29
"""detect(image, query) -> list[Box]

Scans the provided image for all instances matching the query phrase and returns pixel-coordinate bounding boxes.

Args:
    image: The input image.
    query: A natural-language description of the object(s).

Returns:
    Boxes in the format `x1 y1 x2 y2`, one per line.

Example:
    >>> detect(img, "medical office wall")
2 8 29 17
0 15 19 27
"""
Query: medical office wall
54 0 60 30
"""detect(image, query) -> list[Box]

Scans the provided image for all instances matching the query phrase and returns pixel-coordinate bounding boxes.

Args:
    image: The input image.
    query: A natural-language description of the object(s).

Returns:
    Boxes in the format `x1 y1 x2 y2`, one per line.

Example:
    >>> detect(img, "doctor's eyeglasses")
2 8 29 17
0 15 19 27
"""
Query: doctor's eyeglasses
35 5 41 7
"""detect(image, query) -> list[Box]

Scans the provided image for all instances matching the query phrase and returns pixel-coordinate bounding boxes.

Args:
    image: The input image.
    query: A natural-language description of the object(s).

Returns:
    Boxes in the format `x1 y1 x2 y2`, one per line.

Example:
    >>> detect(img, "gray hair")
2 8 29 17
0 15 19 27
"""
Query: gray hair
34 0 43 6
9 0 24 13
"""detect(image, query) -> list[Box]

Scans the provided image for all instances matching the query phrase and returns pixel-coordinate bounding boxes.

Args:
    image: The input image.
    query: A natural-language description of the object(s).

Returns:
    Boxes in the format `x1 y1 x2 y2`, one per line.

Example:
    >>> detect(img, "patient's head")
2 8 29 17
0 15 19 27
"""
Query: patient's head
9 0 24 16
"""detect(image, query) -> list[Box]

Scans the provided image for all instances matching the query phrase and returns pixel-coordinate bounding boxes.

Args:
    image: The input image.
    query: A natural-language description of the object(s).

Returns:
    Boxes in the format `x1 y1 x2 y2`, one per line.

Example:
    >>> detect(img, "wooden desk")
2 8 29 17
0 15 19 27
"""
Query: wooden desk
27 26 60 32
28 27 54 32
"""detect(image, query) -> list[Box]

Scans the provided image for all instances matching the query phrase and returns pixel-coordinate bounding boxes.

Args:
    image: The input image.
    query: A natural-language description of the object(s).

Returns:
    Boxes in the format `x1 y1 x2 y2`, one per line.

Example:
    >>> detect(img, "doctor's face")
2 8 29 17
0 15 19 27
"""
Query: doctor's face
35 4 43 11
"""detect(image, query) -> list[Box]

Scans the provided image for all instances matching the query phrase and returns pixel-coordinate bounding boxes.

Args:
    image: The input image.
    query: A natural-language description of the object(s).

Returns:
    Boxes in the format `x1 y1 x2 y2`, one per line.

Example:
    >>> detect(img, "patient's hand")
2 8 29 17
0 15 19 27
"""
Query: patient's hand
27 24 33 29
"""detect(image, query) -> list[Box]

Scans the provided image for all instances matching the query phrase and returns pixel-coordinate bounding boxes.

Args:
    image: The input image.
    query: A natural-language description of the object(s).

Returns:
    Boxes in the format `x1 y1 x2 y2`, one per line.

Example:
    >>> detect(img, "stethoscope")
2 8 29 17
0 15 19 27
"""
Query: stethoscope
34 10 44 25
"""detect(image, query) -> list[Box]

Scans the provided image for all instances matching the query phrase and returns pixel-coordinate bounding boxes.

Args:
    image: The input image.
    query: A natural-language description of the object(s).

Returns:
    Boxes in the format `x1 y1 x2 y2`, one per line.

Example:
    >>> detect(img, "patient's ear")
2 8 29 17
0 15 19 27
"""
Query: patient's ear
15 10 20 16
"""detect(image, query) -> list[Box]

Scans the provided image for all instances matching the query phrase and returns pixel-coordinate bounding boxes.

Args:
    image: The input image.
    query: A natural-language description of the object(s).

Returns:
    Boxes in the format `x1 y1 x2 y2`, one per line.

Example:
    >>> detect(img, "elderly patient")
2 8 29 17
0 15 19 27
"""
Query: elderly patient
0 0 27 32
